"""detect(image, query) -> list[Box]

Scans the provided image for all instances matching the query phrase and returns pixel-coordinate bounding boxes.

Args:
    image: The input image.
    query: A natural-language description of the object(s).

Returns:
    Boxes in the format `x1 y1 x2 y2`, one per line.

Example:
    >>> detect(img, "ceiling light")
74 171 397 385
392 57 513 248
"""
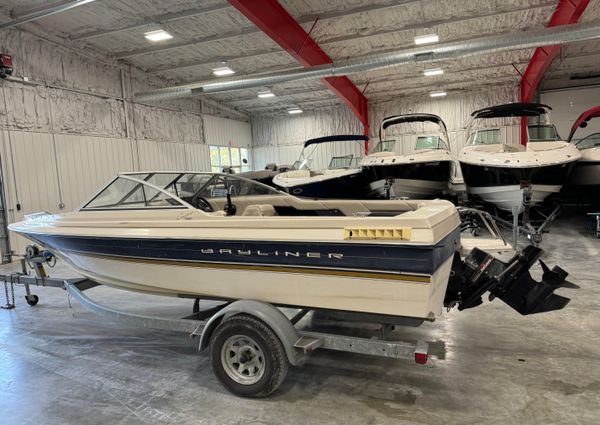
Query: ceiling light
144 29 173 42
424 68 444 76
257 90 275 98
212 66 235 76
430 91 447 98
288 108 303 114
414 34 439 45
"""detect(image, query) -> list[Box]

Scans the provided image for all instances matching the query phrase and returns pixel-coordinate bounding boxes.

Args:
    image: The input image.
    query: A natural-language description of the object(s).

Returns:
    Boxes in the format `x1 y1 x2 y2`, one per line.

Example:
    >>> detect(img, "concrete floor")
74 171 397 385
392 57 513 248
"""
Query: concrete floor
1 211 599 425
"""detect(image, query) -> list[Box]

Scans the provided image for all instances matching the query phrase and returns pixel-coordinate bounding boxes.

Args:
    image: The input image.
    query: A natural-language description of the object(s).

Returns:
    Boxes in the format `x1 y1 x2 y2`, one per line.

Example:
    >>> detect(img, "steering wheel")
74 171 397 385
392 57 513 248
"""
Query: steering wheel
191 195 213 212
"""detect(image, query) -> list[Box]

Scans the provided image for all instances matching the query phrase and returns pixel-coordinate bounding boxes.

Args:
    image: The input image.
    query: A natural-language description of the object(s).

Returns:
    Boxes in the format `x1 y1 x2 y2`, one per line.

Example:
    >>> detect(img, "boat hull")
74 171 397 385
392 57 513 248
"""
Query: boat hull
364 161 452 198
460 162 574 211
21 229 460 319
275 170 378 199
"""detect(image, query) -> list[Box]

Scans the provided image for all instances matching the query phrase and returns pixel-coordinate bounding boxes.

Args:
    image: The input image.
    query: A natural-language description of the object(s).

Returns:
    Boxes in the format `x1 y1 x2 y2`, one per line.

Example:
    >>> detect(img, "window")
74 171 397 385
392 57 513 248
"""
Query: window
328 155 354 169
528 125 560 142
83 177 184 210
416 135 448 150
210 146 251 173
576 132 600 150
372 140 396 153
468 129 501 145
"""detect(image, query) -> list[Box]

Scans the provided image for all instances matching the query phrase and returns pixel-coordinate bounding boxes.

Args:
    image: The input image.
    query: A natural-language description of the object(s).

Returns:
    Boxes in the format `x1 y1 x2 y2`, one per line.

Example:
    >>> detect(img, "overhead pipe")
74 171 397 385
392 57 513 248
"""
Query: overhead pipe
0 0 96 30
135 21 600 103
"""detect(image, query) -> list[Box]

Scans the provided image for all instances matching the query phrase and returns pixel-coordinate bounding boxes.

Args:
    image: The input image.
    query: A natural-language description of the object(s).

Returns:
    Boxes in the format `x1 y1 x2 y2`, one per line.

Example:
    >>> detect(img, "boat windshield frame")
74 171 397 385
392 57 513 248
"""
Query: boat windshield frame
78 171 288 212
575 132 600 150
377 113 451 153
296 135 368 171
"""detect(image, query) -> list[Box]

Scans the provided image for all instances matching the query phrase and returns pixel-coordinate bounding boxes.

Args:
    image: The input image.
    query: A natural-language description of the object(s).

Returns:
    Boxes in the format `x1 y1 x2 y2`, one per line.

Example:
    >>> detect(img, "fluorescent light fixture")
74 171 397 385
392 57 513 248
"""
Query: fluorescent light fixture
430 91 447 98
424 68 444 76
212 66 235 76
257 90 275 98
144 29 173 42
288 108 303 114
414 33 439 45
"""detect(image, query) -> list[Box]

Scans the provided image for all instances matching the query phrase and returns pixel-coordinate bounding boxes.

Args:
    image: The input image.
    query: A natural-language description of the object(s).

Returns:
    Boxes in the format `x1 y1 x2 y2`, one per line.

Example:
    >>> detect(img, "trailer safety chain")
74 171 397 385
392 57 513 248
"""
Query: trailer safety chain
2 279 15 310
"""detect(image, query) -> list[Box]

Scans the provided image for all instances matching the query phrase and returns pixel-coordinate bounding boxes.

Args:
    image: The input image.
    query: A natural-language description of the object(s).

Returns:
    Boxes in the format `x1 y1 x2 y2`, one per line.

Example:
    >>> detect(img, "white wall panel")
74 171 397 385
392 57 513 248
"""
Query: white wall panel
135 140 191 171
185 143 212 171
55 135 135 212
541 86 600 141
204 115 252 148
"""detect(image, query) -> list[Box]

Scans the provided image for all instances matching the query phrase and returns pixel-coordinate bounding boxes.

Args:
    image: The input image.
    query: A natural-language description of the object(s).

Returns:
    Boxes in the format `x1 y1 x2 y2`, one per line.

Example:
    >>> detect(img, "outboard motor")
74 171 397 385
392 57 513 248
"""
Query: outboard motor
446 245 577 315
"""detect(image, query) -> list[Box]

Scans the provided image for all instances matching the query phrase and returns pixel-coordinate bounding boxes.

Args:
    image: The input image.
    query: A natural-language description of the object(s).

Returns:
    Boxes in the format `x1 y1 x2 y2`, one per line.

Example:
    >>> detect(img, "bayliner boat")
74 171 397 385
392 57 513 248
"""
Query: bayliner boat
9 172 573 319
459 103 581 212
566 105 600 197
361 114 459 198
272 135 376 199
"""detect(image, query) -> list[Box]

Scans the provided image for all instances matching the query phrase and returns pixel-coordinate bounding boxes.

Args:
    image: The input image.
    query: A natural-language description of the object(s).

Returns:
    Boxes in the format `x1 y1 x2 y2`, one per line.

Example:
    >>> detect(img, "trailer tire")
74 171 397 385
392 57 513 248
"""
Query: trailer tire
210 314 288 398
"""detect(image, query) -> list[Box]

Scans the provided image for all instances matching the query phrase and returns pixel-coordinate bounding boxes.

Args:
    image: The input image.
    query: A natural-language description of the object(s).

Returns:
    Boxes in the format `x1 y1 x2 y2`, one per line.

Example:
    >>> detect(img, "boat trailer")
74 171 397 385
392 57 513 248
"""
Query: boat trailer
1 246 431 398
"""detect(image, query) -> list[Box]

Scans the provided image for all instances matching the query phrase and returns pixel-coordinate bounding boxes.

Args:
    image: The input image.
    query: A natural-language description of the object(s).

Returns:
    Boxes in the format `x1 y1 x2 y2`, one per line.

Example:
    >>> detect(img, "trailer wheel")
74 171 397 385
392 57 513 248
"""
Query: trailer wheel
25 294 39 306
210 314 288 398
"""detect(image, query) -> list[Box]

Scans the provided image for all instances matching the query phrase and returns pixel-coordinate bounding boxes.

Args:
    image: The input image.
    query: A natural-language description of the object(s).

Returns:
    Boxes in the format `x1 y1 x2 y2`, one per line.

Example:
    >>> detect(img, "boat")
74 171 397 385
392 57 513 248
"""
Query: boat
222 163 290 188
459 103 581 212
272 135 377 199
361 114 459 199
565 105 600 199
9 171 573 319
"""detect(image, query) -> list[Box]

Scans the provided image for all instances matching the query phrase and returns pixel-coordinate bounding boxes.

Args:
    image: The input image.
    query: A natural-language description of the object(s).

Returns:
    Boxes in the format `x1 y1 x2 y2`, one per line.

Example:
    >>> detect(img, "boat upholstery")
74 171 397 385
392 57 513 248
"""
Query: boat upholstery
242 204 278 216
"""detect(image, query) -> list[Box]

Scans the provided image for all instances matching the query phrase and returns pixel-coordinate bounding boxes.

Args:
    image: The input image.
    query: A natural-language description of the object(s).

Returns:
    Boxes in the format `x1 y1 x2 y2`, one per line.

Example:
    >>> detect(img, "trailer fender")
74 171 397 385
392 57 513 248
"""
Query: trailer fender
198 300 306 366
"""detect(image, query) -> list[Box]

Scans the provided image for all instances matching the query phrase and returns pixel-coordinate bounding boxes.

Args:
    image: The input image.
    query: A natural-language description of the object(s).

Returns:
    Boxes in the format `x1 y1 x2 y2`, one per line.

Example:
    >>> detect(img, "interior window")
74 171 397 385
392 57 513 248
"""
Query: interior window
468 129 501 145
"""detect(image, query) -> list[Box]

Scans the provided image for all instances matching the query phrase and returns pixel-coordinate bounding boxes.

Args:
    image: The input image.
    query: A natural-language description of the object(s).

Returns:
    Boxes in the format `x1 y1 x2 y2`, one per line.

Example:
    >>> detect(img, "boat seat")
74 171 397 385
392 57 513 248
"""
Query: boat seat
242 204 278 216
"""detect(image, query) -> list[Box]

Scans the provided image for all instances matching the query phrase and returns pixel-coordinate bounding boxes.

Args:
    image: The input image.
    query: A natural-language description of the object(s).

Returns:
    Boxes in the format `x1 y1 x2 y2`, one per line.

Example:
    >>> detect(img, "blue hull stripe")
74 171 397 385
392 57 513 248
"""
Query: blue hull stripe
23 227 460 276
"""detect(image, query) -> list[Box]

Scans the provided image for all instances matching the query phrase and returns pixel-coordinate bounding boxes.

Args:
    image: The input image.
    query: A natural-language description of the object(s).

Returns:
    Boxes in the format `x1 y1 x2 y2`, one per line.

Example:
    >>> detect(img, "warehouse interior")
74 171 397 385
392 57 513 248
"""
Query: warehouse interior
1 1 599 424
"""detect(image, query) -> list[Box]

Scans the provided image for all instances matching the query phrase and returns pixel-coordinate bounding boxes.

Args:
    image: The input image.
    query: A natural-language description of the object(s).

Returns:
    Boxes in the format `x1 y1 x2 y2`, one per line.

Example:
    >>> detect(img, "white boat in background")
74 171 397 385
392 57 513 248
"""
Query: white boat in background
361 114 460 199
566 105 600 198
459 103 581 212
272 135 376 199
9 172 572 319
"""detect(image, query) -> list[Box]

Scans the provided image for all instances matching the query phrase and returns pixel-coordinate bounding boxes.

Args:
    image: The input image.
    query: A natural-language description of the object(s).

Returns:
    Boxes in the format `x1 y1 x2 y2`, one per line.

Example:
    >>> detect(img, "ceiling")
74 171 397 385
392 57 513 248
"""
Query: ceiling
1 0 599 116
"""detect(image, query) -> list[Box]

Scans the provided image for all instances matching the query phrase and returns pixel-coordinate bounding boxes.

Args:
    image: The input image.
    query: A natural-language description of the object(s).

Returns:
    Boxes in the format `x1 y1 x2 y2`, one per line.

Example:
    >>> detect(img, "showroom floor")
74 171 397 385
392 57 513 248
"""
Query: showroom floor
1 210 599 425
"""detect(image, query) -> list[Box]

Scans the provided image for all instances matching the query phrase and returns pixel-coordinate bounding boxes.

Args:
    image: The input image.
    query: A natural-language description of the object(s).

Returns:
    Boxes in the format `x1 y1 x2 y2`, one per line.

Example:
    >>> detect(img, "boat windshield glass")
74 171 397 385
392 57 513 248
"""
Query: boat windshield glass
467 129 501 145
328 155 353 169
82 172 284 210
372 140 396 153
416 135 448 150
84 177 185 209
291 159 312 170
576 132 600 150
528 124 560 142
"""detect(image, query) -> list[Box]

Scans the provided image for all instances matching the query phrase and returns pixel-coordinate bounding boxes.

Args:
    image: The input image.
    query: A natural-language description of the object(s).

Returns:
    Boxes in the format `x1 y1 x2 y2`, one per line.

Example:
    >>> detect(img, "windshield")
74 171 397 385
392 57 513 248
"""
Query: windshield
576 132 600 150
468 129 501 145
416 135 448 150
82 172 284 210
328 155 354 169
372 140 396 153
528 124 560 142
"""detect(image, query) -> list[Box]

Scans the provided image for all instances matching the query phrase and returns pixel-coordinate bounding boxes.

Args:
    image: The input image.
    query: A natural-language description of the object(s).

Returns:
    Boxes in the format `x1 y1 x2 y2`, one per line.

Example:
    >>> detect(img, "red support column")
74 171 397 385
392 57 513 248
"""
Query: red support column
519 0 590 144
229 0 369 138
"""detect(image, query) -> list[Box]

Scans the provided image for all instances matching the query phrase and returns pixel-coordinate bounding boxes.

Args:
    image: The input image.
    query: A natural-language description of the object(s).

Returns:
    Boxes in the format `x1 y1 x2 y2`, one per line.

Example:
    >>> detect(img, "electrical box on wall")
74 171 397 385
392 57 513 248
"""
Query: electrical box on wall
0 54 13 79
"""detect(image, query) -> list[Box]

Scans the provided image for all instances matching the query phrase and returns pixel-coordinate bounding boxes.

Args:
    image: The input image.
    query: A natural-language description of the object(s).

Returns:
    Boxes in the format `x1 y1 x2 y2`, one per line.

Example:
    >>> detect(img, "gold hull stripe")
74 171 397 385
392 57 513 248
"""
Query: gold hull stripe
79 252 431 283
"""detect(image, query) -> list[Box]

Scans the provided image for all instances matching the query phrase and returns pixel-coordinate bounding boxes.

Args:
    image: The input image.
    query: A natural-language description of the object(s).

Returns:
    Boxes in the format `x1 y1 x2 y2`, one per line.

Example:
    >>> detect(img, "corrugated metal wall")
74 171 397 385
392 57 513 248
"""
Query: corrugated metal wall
252 84 520 169
0 128 229 253
204 115 253 148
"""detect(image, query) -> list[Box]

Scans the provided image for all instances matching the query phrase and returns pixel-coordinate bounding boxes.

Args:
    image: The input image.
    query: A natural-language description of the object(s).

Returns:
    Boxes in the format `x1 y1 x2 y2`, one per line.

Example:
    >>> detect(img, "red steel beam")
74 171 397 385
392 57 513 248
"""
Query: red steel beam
229 0 369 150
519 0 590 144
